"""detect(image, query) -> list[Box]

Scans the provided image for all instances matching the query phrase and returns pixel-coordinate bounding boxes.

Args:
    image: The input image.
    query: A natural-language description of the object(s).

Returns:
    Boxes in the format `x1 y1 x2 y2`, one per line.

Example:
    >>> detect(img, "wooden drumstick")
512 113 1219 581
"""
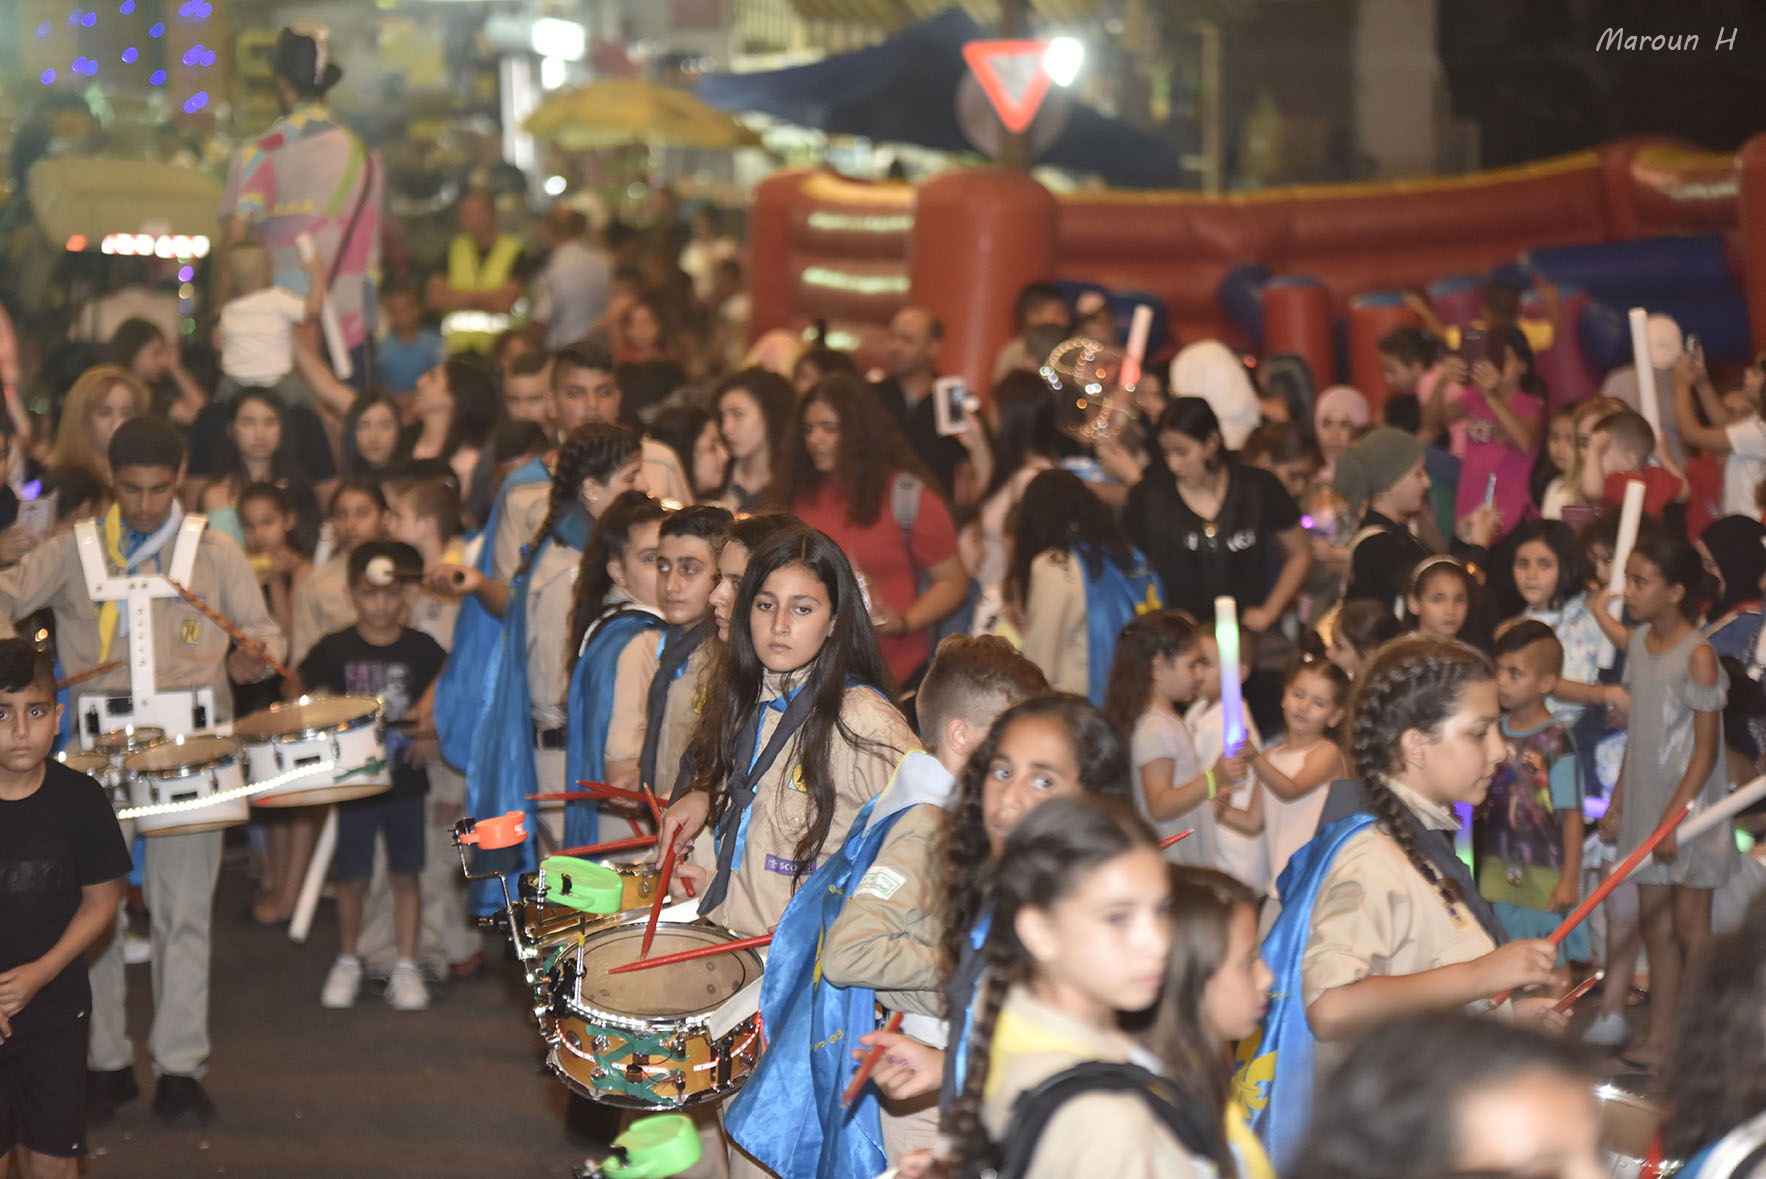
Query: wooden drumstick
842 1010 905 1106
555 833 658 857
1161 829 1194 850
164 577 294 679
56 659 125 691
639 833 679 958
606 933 773 975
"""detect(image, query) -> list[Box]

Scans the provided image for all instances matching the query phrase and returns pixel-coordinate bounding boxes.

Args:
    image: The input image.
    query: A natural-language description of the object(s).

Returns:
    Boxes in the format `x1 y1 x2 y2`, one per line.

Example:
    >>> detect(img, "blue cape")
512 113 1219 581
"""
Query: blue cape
725 752 955 1179
1232 812 1377 1170
461 503 588 915
434 457 549 770
563 609 665 848
1081 544 1162 706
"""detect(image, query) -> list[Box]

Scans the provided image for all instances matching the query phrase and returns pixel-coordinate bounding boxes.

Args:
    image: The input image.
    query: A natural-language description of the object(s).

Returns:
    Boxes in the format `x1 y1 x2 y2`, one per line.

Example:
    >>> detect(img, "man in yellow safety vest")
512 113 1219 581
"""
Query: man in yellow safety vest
426 189 529 355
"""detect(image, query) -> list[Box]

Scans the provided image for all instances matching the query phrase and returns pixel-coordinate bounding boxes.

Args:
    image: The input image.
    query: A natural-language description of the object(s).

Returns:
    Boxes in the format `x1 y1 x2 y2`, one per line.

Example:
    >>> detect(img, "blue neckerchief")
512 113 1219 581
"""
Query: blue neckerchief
1233 812 1378 1169
949 907 992 1100
725 687 803 875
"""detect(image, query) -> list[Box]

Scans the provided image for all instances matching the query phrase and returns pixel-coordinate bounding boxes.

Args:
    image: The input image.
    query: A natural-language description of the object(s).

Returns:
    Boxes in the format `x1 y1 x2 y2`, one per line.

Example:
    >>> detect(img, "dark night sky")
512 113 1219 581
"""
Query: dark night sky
1438 0 1766 163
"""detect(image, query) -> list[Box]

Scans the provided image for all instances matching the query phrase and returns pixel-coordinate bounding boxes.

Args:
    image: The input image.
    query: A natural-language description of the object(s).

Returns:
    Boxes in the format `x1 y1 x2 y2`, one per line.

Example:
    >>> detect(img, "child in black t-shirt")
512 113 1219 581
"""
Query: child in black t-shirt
290 542 446 1013
0 638 131 1175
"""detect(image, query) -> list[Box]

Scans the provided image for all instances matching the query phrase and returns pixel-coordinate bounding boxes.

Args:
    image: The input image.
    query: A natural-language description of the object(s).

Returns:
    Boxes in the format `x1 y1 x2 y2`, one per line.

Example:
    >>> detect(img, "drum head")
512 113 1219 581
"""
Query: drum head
60 752 110 776
124 735 239 774
233 695 381 740
95 726 164 757
576 924 761 1020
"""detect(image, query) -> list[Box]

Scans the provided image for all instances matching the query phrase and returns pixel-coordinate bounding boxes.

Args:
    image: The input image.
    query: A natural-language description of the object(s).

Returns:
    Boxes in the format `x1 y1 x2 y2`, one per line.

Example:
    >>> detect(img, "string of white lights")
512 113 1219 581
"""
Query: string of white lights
115 760 338 820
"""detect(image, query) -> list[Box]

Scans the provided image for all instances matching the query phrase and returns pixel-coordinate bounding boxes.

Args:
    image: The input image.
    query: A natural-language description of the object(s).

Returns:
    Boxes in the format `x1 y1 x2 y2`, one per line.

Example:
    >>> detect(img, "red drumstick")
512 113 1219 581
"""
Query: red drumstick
1552 971 1603 1014
842 1011 905 1105
606 932 773 975
640 783 664 829
56 659 125 691
1161 829 1194 850
1491 803 1692 1006
165 577 294 679
576 779 652 804
529 787 649 804
639 834 679 958
555 833 657 858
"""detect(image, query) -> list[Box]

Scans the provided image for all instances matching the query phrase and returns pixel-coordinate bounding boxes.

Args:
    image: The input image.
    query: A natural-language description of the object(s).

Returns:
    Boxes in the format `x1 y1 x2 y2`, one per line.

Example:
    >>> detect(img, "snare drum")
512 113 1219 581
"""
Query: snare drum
548 915 764 1109
122 735 249 837
1596 1084 1674 1179
235 695 390 807
90 728 162 843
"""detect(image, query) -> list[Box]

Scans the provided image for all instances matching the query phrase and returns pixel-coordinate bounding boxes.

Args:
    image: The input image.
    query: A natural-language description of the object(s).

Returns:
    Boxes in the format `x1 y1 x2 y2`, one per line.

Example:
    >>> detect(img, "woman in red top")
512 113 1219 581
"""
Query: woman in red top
772 374 968 684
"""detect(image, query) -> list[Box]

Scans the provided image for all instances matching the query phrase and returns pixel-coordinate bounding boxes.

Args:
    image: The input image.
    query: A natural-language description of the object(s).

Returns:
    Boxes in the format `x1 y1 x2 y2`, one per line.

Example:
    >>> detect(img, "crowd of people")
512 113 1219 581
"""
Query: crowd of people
5 29 1766 1179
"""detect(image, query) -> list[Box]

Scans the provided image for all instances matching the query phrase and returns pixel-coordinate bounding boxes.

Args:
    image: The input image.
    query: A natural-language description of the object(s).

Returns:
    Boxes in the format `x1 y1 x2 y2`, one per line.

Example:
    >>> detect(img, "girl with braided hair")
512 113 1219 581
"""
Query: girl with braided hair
1237 634 1564 1168
940 795 1181 1179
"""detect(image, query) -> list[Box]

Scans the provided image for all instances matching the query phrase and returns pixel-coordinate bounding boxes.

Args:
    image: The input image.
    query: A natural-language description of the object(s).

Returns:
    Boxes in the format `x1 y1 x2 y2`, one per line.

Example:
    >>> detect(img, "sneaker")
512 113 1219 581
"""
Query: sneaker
151 1074 215 1127
386 959 429 1011
85 1066 140 1125
321 955 364 1009
122 928 153 965
1582 1010 1630 1046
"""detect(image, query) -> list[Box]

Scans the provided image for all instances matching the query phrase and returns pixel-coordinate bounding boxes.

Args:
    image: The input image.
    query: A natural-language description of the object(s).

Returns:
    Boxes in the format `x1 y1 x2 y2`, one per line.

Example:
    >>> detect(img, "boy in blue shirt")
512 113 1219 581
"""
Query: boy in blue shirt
1479 619 1587 961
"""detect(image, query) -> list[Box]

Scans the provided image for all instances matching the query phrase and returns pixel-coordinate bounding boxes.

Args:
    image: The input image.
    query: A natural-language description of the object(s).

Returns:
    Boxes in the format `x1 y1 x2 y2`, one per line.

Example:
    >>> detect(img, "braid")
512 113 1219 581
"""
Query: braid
1347 634 1491 915
513 423 640 581
940 965 1010 1177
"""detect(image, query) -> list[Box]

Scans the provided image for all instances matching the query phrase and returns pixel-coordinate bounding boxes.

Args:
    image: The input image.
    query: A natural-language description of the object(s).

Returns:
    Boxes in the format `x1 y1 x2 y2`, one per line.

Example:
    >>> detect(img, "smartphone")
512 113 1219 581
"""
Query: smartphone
1459 327 1505 368
15 492 55 537
933 376 970 436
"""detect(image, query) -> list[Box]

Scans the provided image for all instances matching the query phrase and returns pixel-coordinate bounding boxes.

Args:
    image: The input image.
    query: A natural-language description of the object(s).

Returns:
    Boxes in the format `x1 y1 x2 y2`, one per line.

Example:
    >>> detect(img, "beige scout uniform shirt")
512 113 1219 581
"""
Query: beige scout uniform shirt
705 674 916 939
526 542 587 729
290 553 354 668
819 800 947 1019
982 985 1204 1179
606 629 659 764
494 481 550 582
0 523 286 724
1019 550 1088 696
1300 779 1501 1078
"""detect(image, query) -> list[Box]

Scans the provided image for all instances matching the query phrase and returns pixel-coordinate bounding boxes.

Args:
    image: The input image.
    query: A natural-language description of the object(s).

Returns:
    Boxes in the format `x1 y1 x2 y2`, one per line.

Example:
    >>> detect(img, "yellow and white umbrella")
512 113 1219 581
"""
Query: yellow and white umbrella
523 79 762 151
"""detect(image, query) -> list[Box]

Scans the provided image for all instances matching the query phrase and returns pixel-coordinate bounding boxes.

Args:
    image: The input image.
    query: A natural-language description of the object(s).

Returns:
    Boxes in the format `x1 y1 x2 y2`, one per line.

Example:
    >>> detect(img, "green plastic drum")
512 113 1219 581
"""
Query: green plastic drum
540 856 626 915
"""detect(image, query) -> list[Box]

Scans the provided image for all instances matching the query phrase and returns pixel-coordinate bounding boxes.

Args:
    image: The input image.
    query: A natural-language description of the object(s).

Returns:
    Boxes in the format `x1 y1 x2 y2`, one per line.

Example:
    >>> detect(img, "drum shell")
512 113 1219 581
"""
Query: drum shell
1596 1084 1672 1179
545 917 764 1110
240 698 390 807
125 744 249 837
61 750 132 843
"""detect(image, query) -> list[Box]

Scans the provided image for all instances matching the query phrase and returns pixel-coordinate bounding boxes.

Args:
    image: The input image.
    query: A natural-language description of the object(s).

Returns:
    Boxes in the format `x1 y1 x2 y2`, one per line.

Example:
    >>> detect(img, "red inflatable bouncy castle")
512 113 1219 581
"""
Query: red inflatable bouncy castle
745 136 1761 401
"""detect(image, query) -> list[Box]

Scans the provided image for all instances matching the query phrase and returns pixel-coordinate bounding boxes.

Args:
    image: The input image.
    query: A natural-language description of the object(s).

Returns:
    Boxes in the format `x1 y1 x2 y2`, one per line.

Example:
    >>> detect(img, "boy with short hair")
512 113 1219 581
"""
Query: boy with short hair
0 638 131 1176
816 635 1050 1158
1479 619 1587 960
293 541 447 1011
1581 409 1686 518
640 506 733 804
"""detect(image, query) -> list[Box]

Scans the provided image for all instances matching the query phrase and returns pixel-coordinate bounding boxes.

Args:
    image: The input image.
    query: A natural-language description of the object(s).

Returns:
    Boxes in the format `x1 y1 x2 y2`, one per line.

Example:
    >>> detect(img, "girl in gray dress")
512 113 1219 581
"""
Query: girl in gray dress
1598 533 1731 1068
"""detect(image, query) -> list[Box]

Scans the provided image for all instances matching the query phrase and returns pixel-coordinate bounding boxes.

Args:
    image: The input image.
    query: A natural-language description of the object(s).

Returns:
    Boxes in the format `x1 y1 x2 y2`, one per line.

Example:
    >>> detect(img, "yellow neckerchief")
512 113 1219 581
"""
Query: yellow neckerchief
97 505 138 663
1226 1097 1276 1179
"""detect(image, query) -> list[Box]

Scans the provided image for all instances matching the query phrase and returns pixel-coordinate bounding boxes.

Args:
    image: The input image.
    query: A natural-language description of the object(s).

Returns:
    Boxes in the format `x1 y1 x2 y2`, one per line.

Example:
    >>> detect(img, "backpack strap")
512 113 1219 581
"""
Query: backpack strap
993 1060 1222 1179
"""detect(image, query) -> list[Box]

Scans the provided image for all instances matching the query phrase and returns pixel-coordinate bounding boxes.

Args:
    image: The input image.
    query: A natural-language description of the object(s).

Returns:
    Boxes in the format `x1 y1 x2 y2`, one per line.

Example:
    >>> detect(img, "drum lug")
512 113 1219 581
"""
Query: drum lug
593 1035 613 1054
667 1069 686 1094
667 1033 688 1058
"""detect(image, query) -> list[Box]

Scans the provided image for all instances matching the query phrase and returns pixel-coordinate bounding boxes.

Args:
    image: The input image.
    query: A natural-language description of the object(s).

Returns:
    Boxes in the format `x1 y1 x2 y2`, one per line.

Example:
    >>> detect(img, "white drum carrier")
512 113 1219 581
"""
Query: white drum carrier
71 513 217 746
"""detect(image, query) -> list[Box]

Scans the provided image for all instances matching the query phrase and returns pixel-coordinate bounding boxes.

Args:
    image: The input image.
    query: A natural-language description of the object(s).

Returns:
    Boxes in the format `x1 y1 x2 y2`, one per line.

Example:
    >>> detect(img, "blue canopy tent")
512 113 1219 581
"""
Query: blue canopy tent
696 9 1185 189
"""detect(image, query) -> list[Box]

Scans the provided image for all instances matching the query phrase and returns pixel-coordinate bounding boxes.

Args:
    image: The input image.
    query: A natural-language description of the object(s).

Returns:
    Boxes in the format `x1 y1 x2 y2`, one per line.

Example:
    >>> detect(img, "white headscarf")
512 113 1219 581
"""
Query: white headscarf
1168 340 1259 449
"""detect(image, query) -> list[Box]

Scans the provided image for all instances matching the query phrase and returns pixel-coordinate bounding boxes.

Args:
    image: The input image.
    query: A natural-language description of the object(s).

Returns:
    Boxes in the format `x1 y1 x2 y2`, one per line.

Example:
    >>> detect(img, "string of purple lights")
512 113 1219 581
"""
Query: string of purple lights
37 1 213 112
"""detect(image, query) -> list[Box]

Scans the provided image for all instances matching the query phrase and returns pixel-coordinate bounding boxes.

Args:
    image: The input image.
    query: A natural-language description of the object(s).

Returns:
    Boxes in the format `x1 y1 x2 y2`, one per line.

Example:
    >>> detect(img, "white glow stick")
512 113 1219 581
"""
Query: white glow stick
297 233 352 381
1214 596 1245 751
1659 775 1766 861
1596 477 1646 669
289 805 338 945
1627 307 1660 434
1120 304 1153 390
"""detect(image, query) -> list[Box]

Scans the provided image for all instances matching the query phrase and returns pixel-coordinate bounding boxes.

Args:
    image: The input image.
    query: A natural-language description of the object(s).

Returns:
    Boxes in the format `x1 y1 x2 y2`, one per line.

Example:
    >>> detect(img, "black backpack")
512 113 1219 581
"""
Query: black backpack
984 1060 1226 1179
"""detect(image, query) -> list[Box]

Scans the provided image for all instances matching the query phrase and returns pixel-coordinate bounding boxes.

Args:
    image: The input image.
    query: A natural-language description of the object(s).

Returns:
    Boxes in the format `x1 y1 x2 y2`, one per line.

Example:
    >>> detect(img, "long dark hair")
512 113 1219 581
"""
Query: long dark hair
213 386 303 489
1103 609 1202 737
938 693 1132 976
566 490 666 667
647 405 722 499
1005 468 1138 609
1507 518 1579 612
1288 1012 1595 1179
342 392 411 479
983 369 1062 502
715 367 795 460
1155 396 1227 470
1348 635 1494 912
1144 867 1257 1179
769 372 931 524
684 525 901 884
943 796 1161 1178
1632 531 1719 624
1664 896 1766 1159
431 359 501 458
514 423 641 579
105 317 164 373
